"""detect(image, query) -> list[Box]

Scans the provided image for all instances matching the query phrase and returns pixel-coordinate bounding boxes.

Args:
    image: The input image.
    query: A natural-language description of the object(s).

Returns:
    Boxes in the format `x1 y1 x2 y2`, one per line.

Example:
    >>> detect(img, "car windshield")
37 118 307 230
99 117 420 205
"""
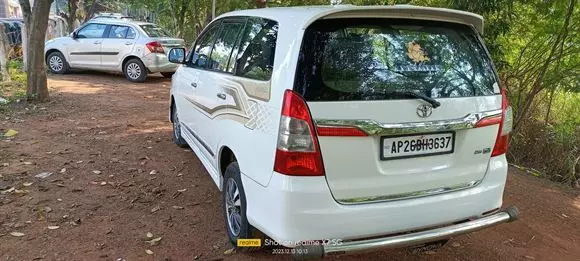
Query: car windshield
294 19 499 101
140 24 171 38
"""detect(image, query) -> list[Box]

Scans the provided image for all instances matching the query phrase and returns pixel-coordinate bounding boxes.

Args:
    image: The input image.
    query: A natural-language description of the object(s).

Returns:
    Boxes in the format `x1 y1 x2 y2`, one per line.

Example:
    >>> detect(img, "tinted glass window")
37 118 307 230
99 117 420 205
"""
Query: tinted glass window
126 27 136 39
234 18 278 81
140 24 170 37
295 19 498 101
190 24 220 68
108 25 129 38
77 23 106 38
209 22 244 72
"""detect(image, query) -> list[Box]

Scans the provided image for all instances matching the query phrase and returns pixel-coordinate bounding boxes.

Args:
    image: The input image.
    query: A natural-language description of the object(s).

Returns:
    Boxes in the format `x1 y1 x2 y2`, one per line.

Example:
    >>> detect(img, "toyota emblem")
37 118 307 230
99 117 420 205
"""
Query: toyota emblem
416 104 433 118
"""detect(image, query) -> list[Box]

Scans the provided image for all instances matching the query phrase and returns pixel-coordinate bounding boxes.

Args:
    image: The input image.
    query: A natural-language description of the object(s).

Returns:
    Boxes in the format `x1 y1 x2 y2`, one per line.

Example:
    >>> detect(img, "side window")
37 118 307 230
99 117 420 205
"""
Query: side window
108 25 129 39
209 22 244 72
126 27 136 39
77 23 107 38
234 18 278 81
190 23 220 68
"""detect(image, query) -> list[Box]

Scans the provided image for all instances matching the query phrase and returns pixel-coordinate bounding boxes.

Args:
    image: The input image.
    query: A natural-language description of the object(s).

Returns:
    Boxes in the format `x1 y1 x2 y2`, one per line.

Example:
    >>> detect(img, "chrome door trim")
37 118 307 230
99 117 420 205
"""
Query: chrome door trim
315 109 502 136
337 180 481 204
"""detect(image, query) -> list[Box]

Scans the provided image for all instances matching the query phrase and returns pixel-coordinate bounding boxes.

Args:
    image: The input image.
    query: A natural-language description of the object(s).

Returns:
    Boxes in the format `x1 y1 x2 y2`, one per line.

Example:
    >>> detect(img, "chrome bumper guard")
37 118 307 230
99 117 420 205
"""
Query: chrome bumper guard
294 206 519 260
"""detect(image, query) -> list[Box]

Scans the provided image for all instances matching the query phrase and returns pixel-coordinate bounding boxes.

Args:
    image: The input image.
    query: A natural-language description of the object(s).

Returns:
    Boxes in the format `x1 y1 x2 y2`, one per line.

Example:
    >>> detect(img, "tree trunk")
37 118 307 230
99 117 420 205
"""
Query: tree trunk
19 0 55 102
84 0 99 22
0 23 11 82
67 0 80 33
176 0 188 38
544 86 556 125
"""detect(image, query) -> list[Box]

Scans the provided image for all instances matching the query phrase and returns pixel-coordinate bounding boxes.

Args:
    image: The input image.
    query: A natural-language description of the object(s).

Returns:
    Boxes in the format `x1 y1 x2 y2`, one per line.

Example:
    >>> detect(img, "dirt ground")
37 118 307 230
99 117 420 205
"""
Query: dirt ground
0 73 579 261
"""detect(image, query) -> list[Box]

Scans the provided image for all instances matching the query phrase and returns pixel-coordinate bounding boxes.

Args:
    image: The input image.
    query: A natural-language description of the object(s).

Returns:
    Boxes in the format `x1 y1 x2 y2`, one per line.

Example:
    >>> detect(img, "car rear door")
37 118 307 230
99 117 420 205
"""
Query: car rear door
100 25 137 69
295 18 504 204
68 23 107 68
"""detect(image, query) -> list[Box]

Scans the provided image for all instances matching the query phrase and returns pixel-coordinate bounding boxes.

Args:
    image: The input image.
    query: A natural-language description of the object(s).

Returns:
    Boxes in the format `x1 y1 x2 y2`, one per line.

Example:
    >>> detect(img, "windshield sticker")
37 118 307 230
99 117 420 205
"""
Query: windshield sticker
407 41 430 63
393 64 441 73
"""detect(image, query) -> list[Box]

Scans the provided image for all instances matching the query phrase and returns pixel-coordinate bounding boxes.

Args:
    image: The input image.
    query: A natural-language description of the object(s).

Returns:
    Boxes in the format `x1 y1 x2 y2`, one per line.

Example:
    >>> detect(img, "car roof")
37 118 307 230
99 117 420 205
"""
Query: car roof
217 5 485 34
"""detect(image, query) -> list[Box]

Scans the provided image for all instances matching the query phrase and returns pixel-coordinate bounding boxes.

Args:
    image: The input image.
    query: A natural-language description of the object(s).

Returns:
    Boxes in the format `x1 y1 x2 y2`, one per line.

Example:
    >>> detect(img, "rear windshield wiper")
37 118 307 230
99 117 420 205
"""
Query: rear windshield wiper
392 90 441 108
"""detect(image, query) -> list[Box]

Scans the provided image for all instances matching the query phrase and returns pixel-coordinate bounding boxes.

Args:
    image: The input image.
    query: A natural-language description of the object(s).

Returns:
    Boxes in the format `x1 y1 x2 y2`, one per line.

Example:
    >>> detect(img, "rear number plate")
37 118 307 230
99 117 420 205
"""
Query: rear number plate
381 132 455 160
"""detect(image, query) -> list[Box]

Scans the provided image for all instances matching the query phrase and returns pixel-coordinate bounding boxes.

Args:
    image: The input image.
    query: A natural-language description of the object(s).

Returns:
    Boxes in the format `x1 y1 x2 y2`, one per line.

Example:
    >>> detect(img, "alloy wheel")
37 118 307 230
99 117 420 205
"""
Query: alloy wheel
225 178 242 237
49 55 63 72
126 63 142 80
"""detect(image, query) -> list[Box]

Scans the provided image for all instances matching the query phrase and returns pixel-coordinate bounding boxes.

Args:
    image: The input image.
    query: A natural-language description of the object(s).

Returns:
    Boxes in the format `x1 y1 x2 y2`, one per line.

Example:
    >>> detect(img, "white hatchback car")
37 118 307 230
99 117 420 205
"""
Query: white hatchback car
44 17 184 82
168 5 518 259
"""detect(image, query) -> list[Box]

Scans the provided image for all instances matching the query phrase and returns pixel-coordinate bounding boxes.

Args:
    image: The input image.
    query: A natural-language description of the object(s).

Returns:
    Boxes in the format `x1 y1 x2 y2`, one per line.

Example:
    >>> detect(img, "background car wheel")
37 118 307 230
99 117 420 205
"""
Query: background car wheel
124 59 147 82
161 72 174 79
46 52 69 74
171 104 188 148
223 162 265 251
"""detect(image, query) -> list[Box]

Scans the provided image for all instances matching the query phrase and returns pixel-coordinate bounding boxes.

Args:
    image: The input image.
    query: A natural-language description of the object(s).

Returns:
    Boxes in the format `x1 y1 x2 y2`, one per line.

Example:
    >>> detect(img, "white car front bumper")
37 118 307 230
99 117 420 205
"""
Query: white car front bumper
242 155 511 249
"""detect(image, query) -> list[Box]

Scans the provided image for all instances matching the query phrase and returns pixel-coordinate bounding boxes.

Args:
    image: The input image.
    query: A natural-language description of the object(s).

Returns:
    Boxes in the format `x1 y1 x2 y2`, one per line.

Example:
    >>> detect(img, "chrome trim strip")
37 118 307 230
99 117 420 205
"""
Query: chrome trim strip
337 180 481 204
315 109 502 136
293 206 519 258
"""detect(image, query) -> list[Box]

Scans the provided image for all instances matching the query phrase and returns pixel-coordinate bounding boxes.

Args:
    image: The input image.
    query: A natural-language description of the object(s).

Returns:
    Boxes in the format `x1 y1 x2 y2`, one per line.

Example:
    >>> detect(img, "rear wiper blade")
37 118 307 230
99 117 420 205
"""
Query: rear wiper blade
393 90 441 108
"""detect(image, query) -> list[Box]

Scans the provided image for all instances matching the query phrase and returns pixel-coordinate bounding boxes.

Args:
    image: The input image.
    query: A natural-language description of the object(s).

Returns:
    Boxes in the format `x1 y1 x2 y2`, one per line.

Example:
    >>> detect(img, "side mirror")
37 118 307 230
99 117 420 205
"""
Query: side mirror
168 48 186 64
71 31 78 39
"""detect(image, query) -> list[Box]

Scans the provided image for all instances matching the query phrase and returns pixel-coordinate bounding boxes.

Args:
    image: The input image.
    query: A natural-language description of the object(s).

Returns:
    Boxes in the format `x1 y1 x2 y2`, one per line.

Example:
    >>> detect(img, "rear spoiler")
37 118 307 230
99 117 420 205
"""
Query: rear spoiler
304 5 484 35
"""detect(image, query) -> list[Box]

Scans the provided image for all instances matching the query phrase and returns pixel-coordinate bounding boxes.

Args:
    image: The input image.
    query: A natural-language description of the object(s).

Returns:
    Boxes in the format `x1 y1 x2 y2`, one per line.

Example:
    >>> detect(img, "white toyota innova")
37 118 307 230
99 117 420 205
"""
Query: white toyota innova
167 5 519 259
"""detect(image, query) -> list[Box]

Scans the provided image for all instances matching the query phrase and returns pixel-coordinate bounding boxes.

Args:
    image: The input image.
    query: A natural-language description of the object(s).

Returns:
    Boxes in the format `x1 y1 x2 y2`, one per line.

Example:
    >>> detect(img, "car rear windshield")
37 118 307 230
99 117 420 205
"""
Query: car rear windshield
140 24 170 38
294 19 499 101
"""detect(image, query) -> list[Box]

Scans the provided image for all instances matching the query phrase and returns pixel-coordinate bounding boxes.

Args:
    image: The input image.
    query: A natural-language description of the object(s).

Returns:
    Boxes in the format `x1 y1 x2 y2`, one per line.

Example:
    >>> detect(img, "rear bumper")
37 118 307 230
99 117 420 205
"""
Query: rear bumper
241 155 510 248
142 53 178 73
294 206 519 259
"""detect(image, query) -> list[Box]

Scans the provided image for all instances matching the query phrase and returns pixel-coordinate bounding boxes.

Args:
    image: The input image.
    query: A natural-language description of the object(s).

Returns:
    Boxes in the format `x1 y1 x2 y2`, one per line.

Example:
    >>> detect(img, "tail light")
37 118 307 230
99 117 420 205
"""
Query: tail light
146 41 165 54
492 88 512 156
273 90 324 176
475 88 512 156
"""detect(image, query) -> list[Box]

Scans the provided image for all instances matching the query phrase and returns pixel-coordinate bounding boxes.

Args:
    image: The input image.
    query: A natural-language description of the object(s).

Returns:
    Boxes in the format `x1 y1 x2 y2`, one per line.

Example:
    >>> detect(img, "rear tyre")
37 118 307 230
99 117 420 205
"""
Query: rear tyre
46 51 70 74
171 104 188 148
161 72 174 78
124 58 147 83
222 162 264 251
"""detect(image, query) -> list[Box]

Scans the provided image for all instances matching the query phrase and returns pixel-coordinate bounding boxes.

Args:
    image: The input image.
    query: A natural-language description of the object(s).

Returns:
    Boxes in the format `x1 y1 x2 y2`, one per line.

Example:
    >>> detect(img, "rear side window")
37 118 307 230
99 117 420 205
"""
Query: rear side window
108 25 129 38
126 27 136 39
294 19 498 101
234 18 278 81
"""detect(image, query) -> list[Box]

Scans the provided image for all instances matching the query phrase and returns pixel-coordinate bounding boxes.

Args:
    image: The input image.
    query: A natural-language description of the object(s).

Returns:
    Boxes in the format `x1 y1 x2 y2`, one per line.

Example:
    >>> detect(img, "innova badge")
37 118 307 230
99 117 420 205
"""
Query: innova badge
416 104 433 118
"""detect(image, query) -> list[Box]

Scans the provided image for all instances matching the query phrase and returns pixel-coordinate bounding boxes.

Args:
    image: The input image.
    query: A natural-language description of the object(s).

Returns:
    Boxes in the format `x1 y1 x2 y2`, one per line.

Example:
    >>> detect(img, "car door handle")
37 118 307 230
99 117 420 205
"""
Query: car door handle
93 41 101 44
190 82 197 88
216 93 226 100
124 42 133 45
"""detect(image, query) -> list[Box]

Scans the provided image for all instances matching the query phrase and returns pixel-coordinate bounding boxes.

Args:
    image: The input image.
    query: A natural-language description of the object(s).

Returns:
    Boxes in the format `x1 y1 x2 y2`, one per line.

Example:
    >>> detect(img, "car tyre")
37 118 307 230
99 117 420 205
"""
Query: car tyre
124 58 147 83
46 51 70 74
161 72 174 79
171 104 188 148
223 162 265 251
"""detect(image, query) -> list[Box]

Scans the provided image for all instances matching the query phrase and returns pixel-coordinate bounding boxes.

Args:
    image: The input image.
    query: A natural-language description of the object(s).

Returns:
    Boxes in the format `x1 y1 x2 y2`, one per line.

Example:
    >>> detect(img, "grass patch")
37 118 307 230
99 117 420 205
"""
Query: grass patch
0 59 27 110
